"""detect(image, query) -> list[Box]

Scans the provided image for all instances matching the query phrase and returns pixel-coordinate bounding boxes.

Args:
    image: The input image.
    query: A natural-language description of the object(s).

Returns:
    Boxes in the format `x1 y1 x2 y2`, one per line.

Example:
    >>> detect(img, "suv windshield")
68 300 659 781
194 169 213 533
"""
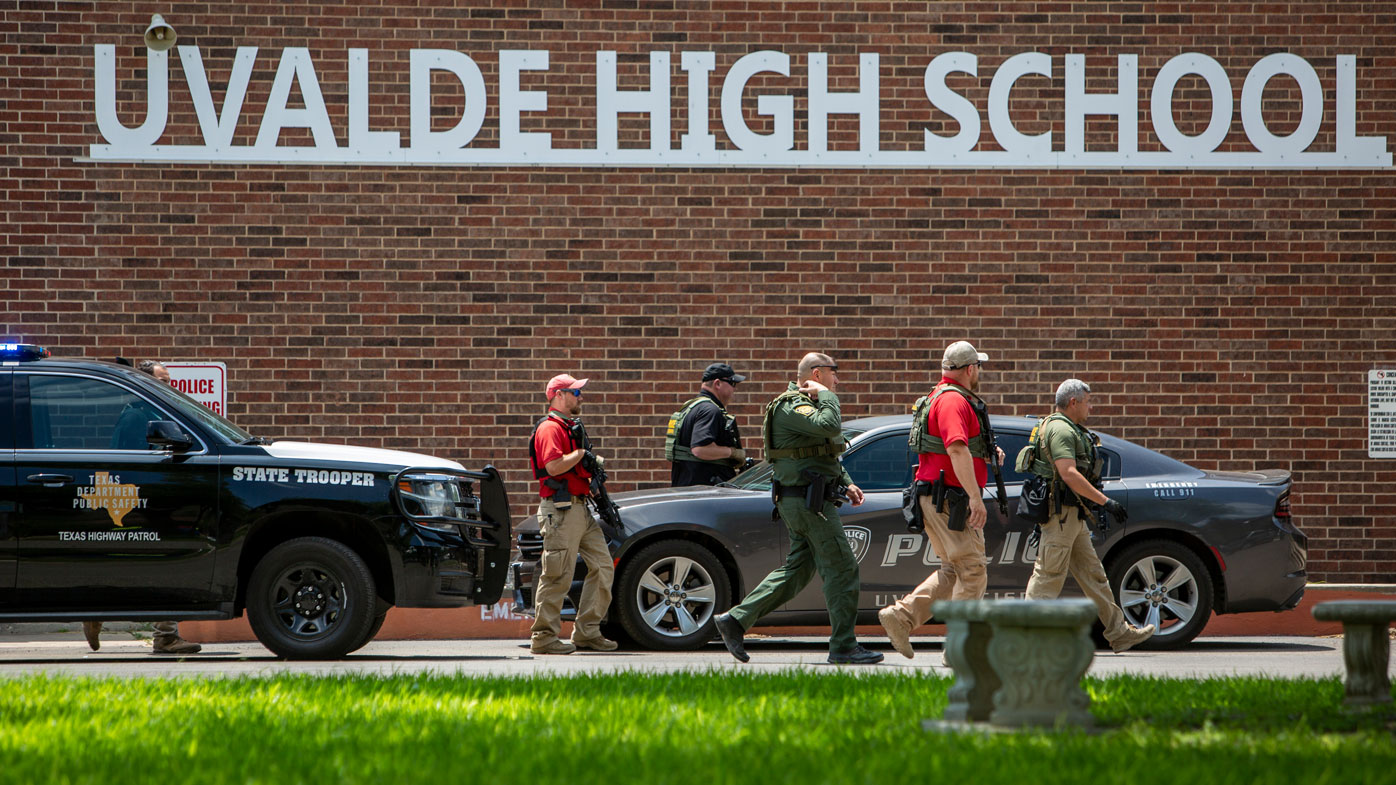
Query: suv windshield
159 383 254 444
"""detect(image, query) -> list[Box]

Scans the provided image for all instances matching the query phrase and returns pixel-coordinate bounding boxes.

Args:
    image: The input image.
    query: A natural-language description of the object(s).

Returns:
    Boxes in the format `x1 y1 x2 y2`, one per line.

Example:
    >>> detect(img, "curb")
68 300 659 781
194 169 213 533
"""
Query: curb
10 586 1394 645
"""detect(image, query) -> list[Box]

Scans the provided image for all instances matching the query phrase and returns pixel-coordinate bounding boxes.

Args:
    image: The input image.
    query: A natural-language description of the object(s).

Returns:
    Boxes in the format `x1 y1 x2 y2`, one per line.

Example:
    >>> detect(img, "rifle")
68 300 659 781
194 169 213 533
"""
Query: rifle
568 420 625 540
973 399 1009 517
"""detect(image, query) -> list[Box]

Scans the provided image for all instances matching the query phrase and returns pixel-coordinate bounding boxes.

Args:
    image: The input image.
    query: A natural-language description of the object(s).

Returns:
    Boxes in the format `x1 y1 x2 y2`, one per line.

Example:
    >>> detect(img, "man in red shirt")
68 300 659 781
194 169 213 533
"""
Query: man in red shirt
878 341 1004 659
528 374 617 655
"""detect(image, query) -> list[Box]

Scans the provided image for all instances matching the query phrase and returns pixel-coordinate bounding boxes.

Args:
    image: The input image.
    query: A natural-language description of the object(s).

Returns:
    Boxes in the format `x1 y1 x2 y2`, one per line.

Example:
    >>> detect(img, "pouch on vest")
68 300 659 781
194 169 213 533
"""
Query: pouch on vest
902 480 933 533
1015 474 1051 524
909 385 990 458
665 396 723 463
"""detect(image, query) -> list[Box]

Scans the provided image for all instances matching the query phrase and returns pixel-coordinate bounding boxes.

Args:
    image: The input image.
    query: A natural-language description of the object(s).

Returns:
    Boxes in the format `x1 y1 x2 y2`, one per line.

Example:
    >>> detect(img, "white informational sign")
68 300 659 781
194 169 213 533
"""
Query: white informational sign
81 47 1390 170
1368 370 1396 458
165 361 227 417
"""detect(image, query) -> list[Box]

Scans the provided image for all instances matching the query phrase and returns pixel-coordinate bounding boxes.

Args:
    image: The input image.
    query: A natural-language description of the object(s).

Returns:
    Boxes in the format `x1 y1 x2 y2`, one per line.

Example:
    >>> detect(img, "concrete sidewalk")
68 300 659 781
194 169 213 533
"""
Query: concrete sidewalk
0 635 1384 682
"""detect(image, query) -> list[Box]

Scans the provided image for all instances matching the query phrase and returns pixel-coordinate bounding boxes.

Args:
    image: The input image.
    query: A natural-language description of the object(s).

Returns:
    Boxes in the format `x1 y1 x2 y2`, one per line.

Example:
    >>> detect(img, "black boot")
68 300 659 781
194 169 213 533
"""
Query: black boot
828 644 884 664
714 612 749 663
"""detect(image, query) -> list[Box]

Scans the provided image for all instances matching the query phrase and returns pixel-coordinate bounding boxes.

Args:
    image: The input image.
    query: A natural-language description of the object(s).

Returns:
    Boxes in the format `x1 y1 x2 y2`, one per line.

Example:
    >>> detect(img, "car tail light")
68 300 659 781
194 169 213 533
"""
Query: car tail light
1275 493 1291 519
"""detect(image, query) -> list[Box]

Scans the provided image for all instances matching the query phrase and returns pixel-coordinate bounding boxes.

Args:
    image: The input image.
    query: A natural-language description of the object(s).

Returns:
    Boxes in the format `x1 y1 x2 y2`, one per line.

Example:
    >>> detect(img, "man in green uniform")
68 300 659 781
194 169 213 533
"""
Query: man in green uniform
1025 378 1155 653
714 352 882 664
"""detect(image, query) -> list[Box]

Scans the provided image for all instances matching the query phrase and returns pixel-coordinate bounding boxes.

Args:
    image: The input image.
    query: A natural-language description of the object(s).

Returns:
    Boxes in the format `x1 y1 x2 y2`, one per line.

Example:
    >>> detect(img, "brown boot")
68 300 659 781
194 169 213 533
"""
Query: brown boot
82 621 102 651
1109 624 1156 653
878 607 914 659
152 626 202 655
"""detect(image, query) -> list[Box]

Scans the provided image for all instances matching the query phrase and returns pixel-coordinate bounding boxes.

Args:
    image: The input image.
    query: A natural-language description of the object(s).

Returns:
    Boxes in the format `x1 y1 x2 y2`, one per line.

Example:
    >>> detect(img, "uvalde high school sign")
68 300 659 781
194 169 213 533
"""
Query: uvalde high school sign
86 47 1390 170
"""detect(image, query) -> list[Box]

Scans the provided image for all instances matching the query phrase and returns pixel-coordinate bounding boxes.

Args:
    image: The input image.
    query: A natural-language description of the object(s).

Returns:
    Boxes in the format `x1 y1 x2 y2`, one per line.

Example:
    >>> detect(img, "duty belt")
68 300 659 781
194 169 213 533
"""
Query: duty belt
772 482 809 501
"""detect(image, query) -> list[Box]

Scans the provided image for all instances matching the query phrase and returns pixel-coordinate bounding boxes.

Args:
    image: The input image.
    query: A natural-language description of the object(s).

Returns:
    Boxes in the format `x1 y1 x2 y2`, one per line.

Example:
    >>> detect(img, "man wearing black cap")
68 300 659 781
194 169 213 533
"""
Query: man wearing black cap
665 363 749 487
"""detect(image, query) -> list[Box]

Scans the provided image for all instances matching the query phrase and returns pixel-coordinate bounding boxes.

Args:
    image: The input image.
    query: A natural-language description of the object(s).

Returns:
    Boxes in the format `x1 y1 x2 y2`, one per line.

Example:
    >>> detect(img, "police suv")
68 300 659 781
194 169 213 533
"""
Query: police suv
0 345 511 658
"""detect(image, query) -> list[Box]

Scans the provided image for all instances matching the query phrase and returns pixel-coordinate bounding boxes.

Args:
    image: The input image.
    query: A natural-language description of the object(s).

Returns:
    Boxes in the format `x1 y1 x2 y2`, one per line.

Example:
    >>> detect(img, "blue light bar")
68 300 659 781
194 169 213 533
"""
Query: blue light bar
0 343 50 361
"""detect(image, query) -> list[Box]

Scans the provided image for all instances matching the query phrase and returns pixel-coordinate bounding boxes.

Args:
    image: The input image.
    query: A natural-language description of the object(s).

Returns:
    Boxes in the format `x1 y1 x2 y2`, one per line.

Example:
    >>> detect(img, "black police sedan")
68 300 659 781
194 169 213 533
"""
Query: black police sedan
512 414 1306 651
0 345 511 658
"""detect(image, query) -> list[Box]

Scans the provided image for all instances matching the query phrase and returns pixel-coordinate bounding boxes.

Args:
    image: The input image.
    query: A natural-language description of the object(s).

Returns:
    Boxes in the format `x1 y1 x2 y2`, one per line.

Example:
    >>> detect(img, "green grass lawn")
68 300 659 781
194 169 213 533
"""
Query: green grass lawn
1 671 1392 785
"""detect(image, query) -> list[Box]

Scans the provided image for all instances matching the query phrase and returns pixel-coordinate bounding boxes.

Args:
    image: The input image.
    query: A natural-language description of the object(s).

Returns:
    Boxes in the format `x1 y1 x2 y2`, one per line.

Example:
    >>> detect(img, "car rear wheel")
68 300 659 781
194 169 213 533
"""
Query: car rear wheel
247 537 378 659
1107 539 1213 650
615 540 731 651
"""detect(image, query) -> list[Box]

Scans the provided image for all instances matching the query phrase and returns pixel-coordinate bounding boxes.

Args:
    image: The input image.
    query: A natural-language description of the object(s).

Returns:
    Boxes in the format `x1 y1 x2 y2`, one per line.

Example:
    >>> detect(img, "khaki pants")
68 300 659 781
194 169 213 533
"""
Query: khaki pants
530 497 615 646
883 495 988 630
1025 507 1130 641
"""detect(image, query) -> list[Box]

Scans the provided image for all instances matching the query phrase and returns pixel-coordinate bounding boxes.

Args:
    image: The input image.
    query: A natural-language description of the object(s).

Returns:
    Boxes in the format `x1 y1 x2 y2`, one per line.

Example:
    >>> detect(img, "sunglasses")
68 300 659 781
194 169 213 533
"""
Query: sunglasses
557 388 583 397
813 365 839 372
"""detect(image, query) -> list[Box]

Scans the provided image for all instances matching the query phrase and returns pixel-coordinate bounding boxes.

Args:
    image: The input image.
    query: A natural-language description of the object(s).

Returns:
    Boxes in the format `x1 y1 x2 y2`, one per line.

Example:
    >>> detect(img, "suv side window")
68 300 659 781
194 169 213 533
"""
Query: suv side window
841 435 914 491
995 430 1122 482
27 374 166 451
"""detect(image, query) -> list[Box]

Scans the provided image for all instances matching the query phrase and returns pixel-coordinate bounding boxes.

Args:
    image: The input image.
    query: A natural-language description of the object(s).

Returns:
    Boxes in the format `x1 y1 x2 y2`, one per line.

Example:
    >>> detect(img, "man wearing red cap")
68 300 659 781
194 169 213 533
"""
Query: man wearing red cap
527 374 617 654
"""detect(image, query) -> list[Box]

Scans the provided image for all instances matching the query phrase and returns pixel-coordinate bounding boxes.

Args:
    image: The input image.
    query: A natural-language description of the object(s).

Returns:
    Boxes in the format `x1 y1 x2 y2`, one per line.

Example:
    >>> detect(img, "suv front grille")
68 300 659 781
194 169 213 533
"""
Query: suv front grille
517 531 543 561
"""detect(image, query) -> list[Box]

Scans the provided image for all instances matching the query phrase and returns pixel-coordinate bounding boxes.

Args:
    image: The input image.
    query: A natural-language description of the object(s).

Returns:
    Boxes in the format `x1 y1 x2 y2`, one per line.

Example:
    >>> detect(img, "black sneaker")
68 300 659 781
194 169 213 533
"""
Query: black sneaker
714 612 749 663
828 645 884 665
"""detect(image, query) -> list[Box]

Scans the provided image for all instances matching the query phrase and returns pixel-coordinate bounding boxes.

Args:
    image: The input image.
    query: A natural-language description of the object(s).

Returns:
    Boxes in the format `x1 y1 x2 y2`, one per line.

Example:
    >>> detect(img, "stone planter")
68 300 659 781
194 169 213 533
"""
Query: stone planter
984 598 1098 729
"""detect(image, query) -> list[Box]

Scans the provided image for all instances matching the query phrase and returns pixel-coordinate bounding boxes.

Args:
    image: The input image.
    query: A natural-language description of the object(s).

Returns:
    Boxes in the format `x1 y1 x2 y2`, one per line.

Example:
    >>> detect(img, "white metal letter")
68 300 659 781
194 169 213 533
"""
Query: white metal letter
596 51 671 153
409 49 487 153
500 50 552 155
1065 54 1138 155
720 50 793 153
349 49 401 156
1336 54 1387 163
808 52 881 153
255 48 338 150
680 51 716 153
179 46 257 149
923 52 980 154
988 52 1052 157
1240 53 1322 157
1149 53 1232 156
94 45 168 148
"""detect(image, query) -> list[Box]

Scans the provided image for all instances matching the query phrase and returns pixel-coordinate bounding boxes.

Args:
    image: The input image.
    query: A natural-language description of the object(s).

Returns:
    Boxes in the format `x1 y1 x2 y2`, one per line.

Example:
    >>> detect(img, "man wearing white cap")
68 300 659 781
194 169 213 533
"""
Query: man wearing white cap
878 341 1003 659
526 373 617 654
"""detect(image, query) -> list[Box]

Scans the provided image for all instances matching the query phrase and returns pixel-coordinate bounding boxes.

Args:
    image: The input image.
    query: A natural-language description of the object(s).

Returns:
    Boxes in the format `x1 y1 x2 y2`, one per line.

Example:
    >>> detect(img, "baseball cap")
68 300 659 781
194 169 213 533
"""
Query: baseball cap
942 341 989 370
702 363 747 384
545 374 589 398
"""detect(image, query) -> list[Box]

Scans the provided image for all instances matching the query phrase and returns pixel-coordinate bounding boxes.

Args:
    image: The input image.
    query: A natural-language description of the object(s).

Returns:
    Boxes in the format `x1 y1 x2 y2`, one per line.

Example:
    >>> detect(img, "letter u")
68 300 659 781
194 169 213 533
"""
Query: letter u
94 45 169 147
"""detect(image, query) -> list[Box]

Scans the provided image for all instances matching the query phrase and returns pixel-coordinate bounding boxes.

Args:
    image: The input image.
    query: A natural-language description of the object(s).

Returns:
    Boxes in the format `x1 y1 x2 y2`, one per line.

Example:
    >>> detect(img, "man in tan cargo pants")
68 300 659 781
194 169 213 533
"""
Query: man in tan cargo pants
1023 378 1154 653
526 373 617 655
878 342 1002 659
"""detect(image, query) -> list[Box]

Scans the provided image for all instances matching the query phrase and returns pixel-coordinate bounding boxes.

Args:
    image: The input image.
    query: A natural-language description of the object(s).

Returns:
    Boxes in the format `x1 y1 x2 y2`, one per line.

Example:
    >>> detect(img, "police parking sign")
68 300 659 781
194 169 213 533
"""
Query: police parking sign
165 361 227 417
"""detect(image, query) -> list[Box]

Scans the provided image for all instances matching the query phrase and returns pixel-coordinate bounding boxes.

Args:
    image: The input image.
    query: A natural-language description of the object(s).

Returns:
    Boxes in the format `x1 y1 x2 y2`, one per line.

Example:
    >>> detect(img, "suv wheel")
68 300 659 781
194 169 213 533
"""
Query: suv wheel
248 537 377 659
615 540 730 651
1107 539 1214 650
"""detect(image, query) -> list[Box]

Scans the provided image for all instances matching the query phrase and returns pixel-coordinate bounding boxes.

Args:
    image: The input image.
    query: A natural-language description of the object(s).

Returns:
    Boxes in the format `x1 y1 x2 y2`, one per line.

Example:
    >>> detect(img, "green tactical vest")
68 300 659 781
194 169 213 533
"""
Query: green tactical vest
762 388 845 461
1019 413 1101 481
664 395 734 466
907 383 990 459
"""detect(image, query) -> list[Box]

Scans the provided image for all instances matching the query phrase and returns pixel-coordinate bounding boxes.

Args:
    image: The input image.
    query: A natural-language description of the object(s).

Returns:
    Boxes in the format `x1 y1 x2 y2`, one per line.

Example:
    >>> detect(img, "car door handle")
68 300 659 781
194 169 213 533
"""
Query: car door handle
26 473 74 487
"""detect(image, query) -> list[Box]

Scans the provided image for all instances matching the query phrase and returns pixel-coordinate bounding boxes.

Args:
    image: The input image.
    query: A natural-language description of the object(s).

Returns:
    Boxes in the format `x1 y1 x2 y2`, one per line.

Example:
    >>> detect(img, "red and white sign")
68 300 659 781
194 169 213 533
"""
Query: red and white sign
165 361 227 416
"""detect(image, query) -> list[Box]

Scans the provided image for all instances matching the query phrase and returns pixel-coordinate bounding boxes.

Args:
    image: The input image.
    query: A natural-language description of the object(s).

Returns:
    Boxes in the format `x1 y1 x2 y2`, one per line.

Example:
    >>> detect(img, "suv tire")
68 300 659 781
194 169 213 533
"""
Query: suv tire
1106 538 1214 650
248 536 378 659
615 539 731 651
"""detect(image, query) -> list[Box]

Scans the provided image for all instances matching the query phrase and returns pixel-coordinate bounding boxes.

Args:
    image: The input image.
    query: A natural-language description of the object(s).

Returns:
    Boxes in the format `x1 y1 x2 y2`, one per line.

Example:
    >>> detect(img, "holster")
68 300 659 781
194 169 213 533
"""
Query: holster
943 486 970 532
801 469 829 513
930 469 970 531
543 477 573 509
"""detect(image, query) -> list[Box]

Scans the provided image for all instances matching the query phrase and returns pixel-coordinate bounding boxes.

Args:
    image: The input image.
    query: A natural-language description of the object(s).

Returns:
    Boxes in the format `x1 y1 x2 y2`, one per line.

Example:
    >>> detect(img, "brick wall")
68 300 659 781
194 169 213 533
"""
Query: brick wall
2 2 1393 580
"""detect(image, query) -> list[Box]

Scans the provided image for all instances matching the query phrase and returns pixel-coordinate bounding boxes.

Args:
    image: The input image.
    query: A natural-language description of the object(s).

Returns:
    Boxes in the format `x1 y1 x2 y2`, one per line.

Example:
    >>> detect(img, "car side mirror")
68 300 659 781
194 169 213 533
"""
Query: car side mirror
146 420 194 453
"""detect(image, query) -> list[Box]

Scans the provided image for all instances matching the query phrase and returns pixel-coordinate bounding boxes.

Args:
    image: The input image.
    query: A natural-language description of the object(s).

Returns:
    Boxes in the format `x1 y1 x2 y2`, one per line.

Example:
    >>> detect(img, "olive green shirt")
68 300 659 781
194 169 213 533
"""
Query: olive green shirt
1037 413 1100 482
768 382 854 487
